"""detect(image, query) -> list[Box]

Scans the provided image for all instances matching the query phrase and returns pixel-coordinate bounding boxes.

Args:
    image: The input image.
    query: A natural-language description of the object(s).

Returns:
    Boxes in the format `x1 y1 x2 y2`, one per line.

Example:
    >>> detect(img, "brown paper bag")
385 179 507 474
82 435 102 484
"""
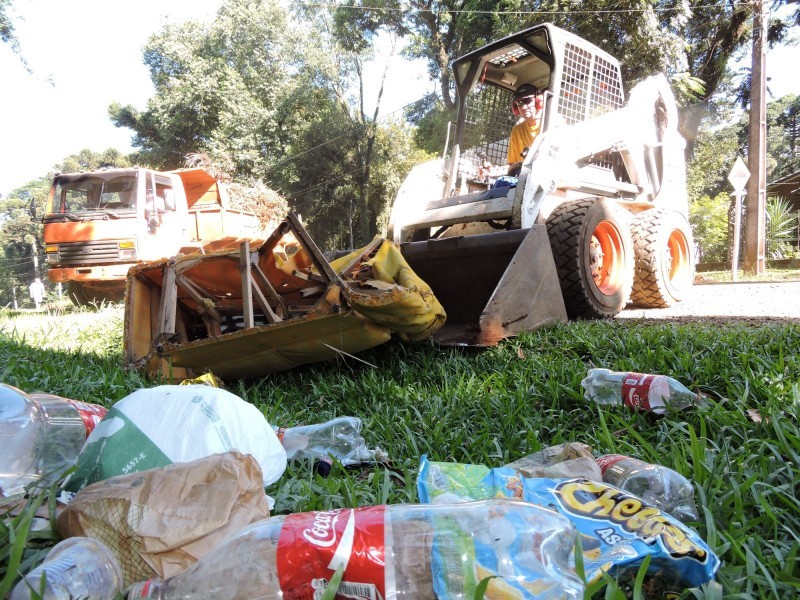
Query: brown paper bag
57 450 269 587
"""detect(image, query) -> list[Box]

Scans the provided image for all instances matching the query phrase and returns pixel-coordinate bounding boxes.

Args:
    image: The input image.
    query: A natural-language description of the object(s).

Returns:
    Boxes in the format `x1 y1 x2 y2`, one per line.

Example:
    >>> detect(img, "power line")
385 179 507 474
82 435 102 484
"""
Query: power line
297 1 747 17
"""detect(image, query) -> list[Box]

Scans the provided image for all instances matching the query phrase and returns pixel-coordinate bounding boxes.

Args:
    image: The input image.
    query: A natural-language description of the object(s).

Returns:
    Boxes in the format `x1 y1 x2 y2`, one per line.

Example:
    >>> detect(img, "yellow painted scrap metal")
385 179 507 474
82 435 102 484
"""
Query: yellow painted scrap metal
332 238 447 342
123 213 446 381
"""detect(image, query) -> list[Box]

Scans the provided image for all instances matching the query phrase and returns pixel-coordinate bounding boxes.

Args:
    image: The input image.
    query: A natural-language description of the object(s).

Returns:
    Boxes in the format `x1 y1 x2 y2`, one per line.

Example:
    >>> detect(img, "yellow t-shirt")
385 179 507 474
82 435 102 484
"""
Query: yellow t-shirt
507 121 541 164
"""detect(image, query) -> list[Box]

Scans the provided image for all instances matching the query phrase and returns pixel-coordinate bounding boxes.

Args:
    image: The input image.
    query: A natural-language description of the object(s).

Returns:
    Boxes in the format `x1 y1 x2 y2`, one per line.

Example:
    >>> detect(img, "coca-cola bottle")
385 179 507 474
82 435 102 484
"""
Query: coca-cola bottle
580 368 698 414
127 498 584 599
0 383 107 496
596 454 699 522
11 537 123 600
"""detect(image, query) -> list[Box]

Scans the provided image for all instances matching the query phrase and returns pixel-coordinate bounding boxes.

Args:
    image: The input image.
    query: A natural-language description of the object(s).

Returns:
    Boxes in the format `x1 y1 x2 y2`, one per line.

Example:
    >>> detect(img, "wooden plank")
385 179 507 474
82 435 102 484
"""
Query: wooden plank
286 212 345 289
240 242 255 329
335 236 384 279
175 274 223 323
247 254 288 319
158 260 178 335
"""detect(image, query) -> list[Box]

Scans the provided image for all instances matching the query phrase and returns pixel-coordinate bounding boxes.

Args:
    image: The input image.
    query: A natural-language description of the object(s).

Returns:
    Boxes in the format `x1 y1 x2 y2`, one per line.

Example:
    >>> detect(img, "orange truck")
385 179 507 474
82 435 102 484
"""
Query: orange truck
43 167 265 304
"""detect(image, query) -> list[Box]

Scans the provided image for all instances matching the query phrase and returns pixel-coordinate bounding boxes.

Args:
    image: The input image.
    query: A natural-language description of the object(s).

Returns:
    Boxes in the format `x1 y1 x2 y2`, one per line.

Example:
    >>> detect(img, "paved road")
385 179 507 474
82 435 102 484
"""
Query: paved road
616 281 800 323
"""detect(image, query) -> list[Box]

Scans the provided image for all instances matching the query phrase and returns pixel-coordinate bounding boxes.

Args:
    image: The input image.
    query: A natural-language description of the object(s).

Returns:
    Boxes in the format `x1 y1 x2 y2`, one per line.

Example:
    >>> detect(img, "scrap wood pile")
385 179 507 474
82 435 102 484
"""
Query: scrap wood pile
124 212 446 381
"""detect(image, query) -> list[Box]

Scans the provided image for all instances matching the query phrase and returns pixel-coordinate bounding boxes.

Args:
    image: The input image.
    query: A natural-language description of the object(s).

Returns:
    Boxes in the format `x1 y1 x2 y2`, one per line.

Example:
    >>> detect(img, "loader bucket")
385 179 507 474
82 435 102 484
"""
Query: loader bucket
399 225 567 346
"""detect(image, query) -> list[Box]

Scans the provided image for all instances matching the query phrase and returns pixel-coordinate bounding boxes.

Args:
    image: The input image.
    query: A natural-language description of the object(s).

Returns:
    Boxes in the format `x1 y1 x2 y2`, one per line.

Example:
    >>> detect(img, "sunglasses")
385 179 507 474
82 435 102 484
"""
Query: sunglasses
514 95 540 106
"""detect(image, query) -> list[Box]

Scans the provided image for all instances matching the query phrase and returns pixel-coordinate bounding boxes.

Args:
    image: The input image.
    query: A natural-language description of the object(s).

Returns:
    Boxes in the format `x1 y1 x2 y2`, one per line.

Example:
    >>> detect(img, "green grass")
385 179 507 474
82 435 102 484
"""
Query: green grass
1 305 799 598
696 268 800 283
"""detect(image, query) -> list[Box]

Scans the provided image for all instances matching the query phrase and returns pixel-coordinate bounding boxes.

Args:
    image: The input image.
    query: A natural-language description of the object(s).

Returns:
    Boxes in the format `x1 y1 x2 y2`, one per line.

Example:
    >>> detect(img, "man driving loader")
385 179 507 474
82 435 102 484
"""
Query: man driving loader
506 83 544 176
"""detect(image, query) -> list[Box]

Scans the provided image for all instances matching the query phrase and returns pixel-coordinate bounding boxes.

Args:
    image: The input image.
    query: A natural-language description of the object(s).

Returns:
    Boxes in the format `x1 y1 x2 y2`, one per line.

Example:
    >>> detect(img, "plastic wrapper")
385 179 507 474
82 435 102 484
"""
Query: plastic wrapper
128 498 585 599
418 456 719 590
64 385 286 493
503 442 601 480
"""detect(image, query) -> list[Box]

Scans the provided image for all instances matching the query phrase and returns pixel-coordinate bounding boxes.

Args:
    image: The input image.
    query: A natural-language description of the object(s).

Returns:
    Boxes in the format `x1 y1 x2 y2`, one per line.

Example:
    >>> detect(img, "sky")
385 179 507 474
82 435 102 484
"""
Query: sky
0 0 797 197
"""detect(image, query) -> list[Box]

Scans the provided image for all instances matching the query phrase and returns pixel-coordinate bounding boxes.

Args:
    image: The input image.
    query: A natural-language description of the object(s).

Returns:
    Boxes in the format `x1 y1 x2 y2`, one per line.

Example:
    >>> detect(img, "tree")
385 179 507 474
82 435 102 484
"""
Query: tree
0 0 14 46
58 148 131 175
767 94 800 179
0 192 42 308
686 92 800 263
689 192 731 263
109 0 306 177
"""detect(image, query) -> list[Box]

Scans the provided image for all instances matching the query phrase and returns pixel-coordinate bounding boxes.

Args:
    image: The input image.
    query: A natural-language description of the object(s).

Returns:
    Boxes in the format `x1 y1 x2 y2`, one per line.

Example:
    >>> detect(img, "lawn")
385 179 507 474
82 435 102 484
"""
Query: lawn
1 304 798 598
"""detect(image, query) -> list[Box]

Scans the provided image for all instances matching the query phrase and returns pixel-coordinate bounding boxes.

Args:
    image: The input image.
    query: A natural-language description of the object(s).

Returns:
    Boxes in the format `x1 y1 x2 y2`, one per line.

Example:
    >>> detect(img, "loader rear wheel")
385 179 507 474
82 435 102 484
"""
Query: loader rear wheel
630 209 694 307
546 198 634 319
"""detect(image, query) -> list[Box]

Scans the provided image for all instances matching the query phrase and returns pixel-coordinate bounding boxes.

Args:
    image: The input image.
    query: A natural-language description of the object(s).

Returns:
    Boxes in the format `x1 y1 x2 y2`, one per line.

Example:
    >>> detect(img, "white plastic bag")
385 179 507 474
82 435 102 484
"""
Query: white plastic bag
65 385 286 492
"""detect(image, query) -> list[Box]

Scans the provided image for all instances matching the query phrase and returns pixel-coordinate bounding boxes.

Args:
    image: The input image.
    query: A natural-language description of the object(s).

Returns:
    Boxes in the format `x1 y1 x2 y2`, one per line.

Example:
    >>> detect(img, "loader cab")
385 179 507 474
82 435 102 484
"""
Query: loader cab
446 24 625 195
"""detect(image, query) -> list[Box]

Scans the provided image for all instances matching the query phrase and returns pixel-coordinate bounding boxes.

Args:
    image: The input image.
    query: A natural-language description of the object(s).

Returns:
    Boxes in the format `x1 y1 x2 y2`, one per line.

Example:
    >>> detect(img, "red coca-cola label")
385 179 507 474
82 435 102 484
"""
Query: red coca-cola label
620 373 656 411
65 399 108 437
595 454 630 475
277 506 386 600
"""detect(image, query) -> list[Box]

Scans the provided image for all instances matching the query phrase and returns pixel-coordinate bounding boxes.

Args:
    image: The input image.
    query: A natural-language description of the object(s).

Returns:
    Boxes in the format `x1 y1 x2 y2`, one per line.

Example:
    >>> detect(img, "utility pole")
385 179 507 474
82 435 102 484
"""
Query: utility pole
744 0 767 274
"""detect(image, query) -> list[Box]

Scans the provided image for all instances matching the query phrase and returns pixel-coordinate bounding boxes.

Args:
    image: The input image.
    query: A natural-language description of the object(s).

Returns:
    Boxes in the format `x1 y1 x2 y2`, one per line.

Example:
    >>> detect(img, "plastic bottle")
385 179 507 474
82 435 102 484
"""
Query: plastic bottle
580 368 698 414
128 497 584 599
11 537 123 600
273 416 386 473
596 454 699 522
0 383 108 496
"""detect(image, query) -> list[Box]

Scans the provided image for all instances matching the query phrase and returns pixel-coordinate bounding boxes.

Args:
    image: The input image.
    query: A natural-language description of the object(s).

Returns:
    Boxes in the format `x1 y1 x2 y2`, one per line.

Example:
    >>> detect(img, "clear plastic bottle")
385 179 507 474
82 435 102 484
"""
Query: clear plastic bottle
580 368 698 414
11 537 123 600
127 497 584 600
596 454 699 522
274 416 385 469
0 383 108 496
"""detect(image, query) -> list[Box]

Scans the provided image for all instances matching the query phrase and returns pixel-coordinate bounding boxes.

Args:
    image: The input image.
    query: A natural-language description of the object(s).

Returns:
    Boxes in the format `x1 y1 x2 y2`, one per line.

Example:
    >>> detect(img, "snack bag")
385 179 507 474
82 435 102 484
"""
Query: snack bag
418 456 719 590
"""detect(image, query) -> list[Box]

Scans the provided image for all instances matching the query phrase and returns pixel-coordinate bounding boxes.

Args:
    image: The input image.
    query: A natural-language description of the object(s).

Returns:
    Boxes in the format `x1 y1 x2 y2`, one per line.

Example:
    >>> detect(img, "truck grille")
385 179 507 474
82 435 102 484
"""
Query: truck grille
57 241 120 265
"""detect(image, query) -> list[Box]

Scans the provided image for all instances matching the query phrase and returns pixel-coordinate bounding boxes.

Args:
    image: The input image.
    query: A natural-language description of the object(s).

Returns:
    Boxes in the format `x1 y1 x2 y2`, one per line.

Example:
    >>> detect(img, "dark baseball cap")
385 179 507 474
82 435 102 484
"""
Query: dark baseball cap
513 84 540 99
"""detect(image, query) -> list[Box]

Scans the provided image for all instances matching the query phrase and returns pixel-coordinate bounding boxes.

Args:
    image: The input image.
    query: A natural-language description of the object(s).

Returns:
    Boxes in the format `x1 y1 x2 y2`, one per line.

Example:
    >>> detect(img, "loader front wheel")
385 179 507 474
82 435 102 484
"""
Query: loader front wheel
630 209 694 307
546 198 634 319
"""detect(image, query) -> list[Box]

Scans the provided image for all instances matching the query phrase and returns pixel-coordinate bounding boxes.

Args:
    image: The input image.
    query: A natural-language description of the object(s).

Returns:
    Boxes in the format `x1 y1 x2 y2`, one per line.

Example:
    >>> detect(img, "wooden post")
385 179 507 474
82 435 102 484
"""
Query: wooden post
744 0 768 274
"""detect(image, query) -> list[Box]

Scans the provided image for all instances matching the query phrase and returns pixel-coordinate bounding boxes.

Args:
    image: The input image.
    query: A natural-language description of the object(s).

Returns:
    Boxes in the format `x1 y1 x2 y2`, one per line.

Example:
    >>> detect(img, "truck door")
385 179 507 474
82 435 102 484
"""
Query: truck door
142 173 186 257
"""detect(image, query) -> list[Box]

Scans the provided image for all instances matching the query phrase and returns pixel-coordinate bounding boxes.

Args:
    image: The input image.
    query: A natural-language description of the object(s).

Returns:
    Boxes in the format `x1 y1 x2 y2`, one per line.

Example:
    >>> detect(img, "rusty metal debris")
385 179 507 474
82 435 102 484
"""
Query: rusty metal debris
124 213 445 380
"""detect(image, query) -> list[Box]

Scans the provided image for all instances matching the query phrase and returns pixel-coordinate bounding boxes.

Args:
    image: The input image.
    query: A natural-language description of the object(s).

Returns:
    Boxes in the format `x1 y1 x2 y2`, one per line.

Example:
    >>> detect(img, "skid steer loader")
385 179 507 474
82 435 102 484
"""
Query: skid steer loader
388 23 694 345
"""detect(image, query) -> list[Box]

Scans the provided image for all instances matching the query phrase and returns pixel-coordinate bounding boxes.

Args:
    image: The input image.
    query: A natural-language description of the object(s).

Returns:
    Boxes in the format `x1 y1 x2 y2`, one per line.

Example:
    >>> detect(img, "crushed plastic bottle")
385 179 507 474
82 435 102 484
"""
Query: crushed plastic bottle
274 416 387 474
127 497 584 599
0 383 107 496
596 454 699 522
11 537 123 600
580 368 698 414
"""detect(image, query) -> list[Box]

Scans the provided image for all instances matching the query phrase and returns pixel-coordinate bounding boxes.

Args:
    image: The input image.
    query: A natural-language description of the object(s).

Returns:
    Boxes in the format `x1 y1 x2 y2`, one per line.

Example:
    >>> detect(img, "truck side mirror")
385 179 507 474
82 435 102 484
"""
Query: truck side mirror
29 197 37 219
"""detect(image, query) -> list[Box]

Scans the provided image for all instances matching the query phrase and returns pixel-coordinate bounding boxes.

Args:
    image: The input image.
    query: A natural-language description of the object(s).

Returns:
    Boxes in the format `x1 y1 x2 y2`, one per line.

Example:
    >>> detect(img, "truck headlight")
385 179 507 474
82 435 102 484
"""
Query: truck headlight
118 240 137 260
46 253 60 264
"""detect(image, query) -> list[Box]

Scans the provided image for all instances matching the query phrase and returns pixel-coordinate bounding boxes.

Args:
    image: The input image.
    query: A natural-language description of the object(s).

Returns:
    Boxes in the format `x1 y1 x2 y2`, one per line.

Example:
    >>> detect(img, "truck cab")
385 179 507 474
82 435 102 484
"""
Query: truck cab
43 168 191 303
43 167 263 305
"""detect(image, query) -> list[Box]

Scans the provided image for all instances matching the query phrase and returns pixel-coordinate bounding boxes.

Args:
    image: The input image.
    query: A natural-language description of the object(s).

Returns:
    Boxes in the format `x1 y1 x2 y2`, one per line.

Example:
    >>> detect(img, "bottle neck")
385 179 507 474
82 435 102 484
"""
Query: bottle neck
127 579 162 598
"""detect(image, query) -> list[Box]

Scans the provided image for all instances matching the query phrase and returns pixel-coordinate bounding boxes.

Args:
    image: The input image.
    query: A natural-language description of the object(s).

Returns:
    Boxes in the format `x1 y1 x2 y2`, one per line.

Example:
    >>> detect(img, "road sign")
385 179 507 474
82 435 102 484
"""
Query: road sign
728 156 750 193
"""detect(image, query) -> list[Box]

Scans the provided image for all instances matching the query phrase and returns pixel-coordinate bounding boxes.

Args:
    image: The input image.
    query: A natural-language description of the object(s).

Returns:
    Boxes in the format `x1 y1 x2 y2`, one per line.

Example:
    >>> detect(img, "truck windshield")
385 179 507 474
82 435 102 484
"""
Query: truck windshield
47 172 138 216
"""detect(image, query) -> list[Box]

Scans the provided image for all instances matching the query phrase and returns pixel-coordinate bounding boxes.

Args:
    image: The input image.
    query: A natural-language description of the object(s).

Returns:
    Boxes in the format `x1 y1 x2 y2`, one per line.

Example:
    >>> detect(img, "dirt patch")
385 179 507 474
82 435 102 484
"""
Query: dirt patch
616 281 800 326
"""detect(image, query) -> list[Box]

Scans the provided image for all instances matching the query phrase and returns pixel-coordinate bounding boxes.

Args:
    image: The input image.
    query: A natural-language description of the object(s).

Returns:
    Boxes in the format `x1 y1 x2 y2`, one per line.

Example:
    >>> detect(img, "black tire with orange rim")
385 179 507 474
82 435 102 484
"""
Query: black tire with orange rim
546 198 634 319
630 209 695 307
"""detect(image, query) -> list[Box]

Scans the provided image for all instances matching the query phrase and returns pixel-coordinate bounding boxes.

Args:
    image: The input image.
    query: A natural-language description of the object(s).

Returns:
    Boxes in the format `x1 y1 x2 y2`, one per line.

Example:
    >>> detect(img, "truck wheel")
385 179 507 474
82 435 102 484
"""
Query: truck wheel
67 282 124 306
630 209 694 307
67 282 93 306
546 198 634 319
